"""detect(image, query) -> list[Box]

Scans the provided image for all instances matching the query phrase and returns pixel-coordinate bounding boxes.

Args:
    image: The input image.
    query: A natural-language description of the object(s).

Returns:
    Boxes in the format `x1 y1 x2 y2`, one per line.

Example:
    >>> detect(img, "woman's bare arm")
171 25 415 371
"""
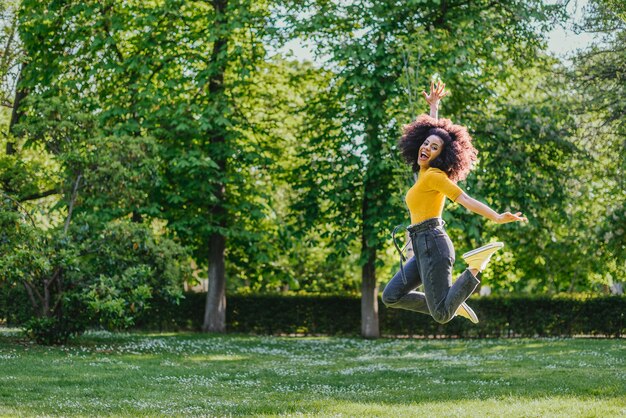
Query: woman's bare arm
456 193 528 224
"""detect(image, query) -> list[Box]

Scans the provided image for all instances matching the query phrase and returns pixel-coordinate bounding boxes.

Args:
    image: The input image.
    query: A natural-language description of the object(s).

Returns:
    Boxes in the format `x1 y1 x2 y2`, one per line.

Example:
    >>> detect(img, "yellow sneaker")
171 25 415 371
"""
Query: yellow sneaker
462 242 504 271
456 302 479 324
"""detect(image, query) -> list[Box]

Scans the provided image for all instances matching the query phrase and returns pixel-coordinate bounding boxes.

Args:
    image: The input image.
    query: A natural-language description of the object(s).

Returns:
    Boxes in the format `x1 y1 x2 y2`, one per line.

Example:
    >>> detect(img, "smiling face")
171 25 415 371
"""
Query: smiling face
417 134 444 169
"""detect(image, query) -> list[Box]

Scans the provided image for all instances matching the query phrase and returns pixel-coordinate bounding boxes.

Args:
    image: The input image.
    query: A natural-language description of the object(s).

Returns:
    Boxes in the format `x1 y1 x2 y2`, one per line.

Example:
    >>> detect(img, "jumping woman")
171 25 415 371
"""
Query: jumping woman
382 81 527 324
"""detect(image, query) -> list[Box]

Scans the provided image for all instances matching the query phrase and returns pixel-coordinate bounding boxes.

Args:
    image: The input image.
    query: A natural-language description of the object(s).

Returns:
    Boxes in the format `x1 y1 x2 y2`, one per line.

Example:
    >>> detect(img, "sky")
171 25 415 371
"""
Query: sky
546 0 598 58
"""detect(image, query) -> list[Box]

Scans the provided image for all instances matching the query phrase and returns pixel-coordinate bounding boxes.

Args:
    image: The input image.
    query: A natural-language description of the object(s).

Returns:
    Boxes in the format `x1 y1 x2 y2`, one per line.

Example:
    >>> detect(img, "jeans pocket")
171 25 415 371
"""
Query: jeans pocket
432 232 455 262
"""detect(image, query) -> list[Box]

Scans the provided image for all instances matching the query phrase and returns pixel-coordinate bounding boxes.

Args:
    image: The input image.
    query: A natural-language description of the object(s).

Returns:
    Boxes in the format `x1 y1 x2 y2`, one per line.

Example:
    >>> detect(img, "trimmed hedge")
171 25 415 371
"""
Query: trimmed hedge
0 283 31 326
2 288 624 337
138 293 624 338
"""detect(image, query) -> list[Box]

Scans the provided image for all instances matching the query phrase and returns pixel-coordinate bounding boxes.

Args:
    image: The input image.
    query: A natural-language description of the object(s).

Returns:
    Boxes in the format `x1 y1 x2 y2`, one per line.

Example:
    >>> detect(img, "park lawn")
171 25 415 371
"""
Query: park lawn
0 329 624 417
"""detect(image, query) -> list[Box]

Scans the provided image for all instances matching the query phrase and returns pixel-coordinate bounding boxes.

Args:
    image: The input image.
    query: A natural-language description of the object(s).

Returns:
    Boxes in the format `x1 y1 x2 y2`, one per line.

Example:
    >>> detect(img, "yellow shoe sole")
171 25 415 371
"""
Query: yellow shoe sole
456 302 479 324
461 242 504 259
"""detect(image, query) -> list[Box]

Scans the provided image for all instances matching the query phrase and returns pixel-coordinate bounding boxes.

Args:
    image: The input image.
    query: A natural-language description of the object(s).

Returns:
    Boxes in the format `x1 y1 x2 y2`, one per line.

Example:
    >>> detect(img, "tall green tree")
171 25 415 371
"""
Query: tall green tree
141 0 272 331
567 0 625 289
17 0 278 332
286 0 566 337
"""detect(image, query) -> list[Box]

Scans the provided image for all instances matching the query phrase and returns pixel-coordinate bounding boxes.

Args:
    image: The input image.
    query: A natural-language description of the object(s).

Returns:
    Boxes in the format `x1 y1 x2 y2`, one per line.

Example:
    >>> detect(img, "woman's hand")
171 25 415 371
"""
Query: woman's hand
495 212 528 224
422 80 449 108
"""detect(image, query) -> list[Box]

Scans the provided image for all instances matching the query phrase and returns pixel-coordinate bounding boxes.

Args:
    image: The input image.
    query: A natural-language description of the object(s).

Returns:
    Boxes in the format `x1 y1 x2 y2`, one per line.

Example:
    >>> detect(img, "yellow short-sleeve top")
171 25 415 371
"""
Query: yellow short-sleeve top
405 168 463 224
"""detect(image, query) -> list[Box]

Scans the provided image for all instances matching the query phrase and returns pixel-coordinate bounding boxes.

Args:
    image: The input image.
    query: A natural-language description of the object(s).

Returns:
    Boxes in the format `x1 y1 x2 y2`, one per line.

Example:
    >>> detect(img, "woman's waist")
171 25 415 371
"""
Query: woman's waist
406 217 445 235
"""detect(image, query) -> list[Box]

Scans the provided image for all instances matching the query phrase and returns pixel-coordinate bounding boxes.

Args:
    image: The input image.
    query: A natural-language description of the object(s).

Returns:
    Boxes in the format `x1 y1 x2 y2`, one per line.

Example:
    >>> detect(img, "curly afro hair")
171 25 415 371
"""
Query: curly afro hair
398 114 477 182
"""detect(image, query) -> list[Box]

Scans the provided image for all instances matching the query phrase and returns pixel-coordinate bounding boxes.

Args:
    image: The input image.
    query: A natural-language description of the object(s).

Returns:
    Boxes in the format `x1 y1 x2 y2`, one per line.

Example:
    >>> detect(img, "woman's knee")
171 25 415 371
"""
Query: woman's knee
431 310 453 324
381 286 399 307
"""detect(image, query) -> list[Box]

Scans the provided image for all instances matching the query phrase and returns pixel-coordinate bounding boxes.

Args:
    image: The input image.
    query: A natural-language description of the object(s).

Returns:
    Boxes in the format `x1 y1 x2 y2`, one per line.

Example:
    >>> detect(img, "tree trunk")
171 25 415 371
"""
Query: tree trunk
360 184 380 338
7 63 27 155
202 0 229 332
360 246 379 338
203 229 226 332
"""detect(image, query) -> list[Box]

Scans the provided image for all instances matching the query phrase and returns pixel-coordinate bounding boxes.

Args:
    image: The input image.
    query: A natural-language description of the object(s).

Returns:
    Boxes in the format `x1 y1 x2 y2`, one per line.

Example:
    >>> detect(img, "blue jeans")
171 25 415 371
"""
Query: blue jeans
382 218 480 324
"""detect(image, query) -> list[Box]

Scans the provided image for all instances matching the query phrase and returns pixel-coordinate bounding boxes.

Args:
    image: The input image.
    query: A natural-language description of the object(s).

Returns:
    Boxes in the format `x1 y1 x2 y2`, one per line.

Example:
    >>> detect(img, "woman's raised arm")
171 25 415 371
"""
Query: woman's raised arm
422 81 449 120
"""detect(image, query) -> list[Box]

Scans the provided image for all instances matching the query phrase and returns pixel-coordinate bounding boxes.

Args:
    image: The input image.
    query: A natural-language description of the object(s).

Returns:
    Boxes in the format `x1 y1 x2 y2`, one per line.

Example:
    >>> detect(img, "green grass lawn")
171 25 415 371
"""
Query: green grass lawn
0 329 624 417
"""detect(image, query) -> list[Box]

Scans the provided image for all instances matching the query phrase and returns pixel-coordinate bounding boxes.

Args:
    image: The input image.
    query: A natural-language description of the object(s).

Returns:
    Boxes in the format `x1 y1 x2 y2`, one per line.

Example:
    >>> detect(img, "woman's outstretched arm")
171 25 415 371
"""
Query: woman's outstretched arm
456 193 528 224
422 81 448 120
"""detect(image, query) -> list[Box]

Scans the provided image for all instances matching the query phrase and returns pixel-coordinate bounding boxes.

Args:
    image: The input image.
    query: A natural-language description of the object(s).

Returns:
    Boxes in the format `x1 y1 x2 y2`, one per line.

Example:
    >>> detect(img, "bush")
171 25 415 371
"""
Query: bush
135 293 625 338
0 282 32 325
75 221 191 331
0 206 192 343
23 316 85 345
4 290 623 338
17 292 89 345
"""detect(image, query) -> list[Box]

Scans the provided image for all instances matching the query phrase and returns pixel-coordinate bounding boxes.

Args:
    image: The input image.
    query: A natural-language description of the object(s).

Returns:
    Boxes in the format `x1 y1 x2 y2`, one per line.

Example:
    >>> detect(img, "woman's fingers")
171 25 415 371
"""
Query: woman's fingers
501 211 528 223
510 212 528 222
424 81 448 103
514 212 528 222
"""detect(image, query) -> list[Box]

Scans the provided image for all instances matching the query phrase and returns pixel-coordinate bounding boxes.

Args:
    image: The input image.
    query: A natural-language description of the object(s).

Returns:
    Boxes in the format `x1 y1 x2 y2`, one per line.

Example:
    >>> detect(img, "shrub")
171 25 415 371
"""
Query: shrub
135 293 625 338
0 202 191 343
4 289 623 338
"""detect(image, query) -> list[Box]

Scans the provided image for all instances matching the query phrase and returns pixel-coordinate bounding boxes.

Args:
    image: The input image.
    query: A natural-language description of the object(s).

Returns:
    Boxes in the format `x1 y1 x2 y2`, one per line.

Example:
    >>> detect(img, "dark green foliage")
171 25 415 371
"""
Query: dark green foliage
0 280 32 325
22 294 87 345
0 195 191 343
107 293 626 338
72 219 191 331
